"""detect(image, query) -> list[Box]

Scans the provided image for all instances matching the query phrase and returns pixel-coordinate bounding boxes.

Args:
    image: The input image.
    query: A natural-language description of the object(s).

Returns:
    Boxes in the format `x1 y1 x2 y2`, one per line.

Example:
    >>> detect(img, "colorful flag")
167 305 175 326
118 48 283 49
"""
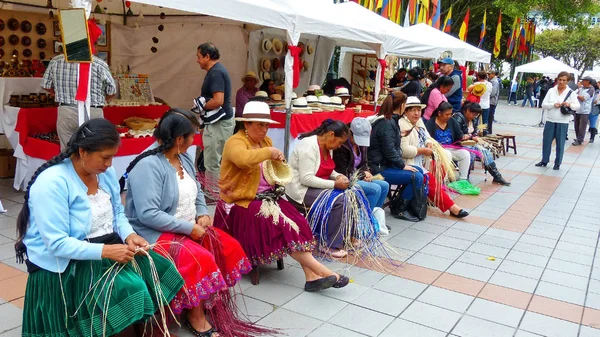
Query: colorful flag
419 0 429 24
506 17 519 58
512 22 522 58
478 10 487 48
379 0 390 18
408 0 417 25
493 11 502 58
390 0 402 24
442 6 452 32
458 7 470 41
431 0 441 29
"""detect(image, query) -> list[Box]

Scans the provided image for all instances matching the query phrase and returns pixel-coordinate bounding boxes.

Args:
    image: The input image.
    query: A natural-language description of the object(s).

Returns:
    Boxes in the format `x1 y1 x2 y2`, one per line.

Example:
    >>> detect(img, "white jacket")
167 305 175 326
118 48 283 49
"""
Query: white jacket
286 135 341 204
542 86 581 124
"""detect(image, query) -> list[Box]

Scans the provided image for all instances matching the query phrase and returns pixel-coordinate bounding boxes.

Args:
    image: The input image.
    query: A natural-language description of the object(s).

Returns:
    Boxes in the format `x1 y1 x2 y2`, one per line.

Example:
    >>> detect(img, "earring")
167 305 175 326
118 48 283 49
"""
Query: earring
82 158 86 168
245 129 249 138
177 145 180 155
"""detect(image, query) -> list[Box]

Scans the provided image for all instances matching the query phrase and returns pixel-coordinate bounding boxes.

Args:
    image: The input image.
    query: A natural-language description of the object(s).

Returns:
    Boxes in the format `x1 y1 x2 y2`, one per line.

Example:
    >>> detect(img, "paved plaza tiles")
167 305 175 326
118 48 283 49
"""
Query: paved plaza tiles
1 103 600 336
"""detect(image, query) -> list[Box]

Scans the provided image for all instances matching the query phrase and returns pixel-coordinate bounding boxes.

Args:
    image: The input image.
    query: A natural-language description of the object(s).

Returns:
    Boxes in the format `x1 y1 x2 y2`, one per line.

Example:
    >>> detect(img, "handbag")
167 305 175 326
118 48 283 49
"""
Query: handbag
560 90 575 115
407 174 428 221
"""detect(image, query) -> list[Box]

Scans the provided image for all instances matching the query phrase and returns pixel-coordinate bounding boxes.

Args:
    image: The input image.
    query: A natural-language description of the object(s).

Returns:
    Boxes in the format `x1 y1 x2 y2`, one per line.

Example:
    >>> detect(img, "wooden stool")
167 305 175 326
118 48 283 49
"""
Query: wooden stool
497 134 516 155
249 259 285 285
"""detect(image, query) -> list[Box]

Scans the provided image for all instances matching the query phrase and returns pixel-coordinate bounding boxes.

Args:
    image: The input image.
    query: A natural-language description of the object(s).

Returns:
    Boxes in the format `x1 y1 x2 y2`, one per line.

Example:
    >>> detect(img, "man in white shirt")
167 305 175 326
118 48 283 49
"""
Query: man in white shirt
488 70 500 133
573 76 595 146
473 71 493 131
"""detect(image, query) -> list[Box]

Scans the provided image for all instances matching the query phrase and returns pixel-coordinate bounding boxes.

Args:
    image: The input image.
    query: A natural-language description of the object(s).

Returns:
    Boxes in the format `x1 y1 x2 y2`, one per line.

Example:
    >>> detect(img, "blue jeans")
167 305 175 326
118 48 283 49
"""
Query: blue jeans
356 180 390 210
509 92 517 104
482 108 490 126
380 166 424 200
542 121 568 166
590 113 599 130
521 94 534 107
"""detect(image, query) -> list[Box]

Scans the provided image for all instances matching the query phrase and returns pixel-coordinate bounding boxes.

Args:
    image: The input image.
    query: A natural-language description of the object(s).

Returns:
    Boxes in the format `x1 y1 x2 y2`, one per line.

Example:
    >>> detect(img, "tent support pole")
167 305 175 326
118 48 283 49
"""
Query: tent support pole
284 107 291 159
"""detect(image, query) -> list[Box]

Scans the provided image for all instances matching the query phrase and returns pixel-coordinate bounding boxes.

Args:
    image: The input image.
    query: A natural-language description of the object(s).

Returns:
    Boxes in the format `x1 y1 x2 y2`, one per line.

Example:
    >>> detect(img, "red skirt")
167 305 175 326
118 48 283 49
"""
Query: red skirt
155 228 251 314
213 199 316 266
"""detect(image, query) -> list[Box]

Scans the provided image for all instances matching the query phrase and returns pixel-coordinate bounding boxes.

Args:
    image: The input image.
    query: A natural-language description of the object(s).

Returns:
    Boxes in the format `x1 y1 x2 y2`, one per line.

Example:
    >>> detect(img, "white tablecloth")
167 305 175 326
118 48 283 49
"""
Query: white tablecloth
0 78 44 136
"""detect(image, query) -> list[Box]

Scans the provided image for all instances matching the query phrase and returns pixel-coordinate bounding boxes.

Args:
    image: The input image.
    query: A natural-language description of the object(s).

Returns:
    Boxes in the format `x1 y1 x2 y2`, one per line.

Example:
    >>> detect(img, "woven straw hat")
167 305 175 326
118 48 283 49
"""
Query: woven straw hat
263 160 292 186
272 38 284 55
471 83 487 97
262 38 273 52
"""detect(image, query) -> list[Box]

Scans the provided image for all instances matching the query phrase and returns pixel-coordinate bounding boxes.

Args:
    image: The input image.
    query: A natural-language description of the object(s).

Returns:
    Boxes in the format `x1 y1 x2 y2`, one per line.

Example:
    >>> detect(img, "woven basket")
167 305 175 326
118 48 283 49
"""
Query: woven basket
123 117 158 131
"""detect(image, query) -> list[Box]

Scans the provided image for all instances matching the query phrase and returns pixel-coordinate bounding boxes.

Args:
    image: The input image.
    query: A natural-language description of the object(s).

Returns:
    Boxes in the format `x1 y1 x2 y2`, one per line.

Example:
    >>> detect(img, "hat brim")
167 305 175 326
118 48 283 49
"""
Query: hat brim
405 103 427 109
235 117 279 124
241 75 259 83
354 135 370 147
336 93 351 97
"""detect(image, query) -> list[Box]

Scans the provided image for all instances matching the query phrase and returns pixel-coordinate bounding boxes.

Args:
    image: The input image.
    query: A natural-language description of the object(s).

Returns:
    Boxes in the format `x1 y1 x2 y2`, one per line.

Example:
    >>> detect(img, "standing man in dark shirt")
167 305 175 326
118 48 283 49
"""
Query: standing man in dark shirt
388 68 407 88
400 68 423 98
521 77 535 107
193 42 235 181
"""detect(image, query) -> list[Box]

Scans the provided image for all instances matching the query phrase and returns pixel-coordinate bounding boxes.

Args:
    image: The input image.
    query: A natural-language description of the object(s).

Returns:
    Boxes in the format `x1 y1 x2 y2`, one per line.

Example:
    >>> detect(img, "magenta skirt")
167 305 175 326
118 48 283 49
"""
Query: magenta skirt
213 199 316 266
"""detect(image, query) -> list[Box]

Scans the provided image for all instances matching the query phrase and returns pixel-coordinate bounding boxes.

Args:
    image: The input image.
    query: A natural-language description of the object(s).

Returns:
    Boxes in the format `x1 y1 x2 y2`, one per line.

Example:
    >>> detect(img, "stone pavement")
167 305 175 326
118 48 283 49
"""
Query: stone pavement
1 101 600 337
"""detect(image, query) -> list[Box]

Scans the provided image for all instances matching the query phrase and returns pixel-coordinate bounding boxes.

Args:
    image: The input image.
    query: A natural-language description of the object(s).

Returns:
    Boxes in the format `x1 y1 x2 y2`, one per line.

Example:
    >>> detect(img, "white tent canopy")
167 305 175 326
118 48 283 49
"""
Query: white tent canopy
512 56 579 81
399 24 491 63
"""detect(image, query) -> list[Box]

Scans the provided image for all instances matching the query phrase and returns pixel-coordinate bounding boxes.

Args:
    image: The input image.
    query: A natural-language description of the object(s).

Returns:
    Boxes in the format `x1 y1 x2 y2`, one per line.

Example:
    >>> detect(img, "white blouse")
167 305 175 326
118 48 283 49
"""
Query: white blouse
87 189 114 239
174 169 198 223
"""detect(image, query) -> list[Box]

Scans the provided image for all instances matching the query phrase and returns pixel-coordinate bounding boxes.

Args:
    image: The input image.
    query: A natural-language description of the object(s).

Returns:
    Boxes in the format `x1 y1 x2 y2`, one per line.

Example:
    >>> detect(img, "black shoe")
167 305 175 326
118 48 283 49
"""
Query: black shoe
553 165 560 170
386 225 391 231
304 275 337 292
535 162 548 167
485 162 511 186
333 275 350 289
450 209 469 218
395 211 420 222
572 140 581 146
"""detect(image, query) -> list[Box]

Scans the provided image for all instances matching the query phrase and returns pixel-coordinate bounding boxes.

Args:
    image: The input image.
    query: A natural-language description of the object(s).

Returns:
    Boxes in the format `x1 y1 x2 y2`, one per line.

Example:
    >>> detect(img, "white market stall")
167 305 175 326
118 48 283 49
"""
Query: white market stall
512 56 579 81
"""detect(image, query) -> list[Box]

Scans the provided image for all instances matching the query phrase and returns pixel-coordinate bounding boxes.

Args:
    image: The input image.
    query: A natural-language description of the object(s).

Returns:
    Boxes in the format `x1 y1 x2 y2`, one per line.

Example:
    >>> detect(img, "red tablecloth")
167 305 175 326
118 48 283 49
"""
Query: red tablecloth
14 106 202 160
269 109 375 138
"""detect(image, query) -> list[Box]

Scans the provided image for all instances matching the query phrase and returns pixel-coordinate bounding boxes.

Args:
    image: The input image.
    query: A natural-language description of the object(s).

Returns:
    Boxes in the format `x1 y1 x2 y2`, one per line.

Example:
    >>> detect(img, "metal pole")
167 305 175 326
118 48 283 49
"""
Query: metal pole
284 106 291 159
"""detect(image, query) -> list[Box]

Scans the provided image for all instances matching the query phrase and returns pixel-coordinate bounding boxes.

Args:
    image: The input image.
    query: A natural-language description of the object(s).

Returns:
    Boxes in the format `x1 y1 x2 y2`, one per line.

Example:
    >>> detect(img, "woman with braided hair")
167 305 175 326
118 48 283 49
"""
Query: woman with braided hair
122 109 265 337
15 118 183 337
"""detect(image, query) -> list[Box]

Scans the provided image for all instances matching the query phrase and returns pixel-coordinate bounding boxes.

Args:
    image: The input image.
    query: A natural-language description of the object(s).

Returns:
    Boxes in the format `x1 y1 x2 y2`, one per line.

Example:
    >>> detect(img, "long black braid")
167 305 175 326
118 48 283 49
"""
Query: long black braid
119 109 196 192
15 119 121 263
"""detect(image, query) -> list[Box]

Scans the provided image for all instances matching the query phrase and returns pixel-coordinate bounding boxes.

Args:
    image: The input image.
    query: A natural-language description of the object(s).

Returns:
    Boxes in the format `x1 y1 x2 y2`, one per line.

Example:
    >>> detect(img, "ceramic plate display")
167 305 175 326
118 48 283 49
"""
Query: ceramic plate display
0 37 4 47
0 49 4 59
8 18 19 31
39 51 46 60
0 19 5 31
23 49 32 58
37 38 46 49
8 35 19 46
21 36 32 47
21 20 32 33
36 23 47 35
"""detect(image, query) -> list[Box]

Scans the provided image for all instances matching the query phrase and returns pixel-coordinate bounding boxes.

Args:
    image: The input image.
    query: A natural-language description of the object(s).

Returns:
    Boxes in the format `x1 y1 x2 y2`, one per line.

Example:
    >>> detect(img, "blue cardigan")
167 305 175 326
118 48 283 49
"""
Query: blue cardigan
23 160 136 273
125 152 209 244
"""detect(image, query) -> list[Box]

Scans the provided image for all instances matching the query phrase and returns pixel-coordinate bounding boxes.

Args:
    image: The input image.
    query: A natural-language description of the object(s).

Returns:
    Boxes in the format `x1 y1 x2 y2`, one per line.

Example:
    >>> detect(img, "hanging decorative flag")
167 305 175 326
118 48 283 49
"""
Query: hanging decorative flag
493 11 502 58
506 17 519 58
408 0 417 25
511 21 522 58
418 0 429 24
442 6 452 32
381 0 390 18
390 0 402 24
478 10 486 48
431 0 441 29
458 7 470 41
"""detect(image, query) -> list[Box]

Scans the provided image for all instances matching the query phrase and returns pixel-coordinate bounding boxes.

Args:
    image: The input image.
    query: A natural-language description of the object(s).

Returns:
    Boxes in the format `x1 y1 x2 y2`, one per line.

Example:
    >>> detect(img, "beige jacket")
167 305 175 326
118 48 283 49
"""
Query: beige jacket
399 116 433 168
287 135 341 203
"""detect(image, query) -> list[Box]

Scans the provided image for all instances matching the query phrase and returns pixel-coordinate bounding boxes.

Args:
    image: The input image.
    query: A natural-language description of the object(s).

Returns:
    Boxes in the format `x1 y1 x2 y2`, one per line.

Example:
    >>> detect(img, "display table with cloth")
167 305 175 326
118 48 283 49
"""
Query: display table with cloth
0 78 45 146
267 109 374 154
13 105 202 190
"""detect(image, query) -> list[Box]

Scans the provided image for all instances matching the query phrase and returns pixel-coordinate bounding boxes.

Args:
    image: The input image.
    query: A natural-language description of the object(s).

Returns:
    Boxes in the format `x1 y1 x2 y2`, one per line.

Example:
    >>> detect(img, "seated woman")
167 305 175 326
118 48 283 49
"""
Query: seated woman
422 76 454 121
287 119 380 258
453 102 510 186
259 79 276 96
214 101 349 291
123 109 262 337
425 102 473 181
333 117 390 212
368 92 425 222
16 119 183 337
400 97 469 218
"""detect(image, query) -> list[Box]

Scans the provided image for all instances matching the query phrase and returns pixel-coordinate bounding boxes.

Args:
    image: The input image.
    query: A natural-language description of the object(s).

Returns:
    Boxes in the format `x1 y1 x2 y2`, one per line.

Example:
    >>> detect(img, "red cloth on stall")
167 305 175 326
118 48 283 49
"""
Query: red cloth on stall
268 109 374 138
14 106 203 161
288 45 302 88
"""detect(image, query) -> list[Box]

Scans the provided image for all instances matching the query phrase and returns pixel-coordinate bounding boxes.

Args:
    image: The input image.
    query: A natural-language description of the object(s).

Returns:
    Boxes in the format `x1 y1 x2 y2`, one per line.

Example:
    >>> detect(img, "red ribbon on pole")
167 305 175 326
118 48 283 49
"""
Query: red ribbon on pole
75 63 91 101
288 45 301 88
378 58 387 90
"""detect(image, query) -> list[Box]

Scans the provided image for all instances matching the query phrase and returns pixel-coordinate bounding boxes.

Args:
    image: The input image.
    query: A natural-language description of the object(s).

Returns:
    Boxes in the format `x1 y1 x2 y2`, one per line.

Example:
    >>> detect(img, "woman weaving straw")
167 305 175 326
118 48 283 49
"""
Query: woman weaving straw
214 101 349 292
122 109 268 337
15 119 183 337
399 97 470 218
287 119 382 259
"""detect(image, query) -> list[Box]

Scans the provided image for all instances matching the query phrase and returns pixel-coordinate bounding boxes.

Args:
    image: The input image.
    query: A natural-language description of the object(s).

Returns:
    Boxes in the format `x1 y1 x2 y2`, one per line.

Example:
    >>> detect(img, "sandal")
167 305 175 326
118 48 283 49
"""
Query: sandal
184 320 220 337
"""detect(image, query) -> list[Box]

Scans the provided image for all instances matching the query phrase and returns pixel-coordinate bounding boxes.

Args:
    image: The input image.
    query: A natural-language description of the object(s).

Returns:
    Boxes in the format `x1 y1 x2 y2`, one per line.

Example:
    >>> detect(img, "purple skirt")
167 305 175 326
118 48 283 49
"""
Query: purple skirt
214 199 316 266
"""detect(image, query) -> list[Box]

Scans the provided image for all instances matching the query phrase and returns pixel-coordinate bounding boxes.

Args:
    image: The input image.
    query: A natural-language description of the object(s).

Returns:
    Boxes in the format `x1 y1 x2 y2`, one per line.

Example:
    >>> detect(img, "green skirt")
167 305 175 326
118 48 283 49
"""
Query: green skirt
22 250 184 337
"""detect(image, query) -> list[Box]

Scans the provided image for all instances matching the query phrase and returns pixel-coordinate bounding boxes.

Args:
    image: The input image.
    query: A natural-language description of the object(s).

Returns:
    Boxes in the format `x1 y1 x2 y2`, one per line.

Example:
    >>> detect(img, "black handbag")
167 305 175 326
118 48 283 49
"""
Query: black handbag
560 90 575 115
407 173 428 221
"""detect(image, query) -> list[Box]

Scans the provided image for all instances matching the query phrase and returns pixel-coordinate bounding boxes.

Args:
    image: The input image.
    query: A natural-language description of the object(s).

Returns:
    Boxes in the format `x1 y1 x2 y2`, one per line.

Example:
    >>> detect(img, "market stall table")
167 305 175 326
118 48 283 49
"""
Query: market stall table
267 108 374 154
13 105 202 190
0 77 44 144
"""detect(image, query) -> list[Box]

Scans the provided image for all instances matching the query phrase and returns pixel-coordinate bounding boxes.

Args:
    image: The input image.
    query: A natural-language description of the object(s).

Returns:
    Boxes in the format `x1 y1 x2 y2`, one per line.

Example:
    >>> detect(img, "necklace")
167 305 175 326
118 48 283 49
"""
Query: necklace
166 155 184 180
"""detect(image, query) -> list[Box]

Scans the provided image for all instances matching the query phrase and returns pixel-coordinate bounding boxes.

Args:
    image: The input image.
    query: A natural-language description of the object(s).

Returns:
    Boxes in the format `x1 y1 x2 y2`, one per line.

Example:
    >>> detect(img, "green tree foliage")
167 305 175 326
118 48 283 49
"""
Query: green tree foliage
534 27 600 76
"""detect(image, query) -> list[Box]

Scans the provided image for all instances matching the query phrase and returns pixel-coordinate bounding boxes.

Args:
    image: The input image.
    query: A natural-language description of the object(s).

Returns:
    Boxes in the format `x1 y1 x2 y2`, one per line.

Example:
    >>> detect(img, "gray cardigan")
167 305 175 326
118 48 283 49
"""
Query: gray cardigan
125 151 209 244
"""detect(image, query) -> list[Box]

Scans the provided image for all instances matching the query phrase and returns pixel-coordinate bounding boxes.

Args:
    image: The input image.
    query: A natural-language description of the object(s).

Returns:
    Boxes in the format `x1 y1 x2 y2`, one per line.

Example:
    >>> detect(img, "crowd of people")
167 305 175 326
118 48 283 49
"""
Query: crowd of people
21 40 533 337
